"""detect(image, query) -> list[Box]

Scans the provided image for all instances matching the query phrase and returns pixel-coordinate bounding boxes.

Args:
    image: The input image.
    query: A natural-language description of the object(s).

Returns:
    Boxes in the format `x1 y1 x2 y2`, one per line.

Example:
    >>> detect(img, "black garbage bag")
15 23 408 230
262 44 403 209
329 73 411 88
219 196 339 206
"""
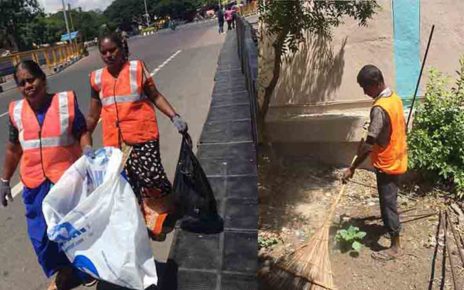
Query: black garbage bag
173 133 223 234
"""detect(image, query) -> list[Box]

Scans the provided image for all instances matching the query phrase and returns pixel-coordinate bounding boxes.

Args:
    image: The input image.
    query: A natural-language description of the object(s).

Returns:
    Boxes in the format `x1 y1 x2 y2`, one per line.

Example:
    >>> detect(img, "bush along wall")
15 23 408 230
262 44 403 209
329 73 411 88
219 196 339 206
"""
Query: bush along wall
408 59 464 198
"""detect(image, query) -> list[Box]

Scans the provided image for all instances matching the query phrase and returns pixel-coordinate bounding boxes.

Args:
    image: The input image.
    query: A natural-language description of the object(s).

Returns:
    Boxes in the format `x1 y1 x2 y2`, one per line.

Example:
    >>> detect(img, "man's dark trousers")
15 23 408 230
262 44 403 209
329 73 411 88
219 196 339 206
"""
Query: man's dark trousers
376 170 401 237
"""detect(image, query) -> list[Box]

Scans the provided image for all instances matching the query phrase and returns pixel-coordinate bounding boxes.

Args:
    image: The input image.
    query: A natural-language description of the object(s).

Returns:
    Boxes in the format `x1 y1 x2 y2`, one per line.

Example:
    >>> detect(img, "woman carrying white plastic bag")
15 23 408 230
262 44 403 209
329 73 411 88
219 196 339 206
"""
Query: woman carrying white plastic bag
43 147 158 289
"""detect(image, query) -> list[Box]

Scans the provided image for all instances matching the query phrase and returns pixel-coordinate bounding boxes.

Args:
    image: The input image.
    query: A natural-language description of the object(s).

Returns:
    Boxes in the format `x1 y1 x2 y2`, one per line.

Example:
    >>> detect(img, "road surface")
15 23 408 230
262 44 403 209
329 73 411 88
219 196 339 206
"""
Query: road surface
0 21 225 290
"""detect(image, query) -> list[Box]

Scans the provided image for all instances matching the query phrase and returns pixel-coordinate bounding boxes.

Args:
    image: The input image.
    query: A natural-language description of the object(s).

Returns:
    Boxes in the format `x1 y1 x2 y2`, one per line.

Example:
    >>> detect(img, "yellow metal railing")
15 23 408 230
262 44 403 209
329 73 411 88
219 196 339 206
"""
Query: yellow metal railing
0 42 85 79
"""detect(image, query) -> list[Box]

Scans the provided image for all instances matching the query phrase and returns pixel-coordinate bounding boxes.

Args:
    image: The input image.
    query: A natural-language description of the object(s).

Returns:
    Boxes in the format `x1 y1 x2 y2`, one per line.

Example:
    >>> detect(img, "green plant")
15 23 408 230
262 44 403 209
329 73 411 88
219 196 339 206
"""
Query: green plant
335 225 366 253
258 234 280 249
408 60 464 198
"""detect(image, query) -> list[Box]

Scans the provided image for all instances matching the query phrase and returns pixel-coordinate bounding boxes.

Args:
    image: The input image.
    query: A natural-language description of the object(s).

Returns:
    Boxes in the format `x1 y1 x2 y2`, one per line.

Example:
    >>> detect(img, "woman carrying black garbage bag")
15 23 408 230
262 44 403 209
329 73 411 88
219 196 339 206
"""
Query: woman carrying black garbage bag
86 32 188 242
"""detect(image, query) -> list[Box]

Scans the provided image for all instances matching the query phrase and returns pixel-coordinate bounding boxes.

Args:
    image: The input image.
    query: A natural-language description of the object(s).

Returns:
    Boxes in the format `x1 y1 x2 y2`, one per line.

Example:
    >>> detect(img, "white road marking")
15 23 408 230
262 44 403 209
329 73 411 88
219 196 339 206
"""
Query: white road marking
0 112 8 118
11 182 24 198
150 50 181 76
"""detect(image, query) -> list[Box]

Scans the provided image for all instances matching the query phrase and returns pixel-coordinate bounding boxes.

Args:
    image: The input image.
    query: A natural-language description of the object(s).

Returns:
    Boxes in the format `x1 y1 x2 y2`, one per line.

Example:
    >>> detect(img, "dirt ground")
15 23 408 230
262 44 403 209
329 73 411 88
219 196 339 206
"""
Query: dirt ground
257 146 464 290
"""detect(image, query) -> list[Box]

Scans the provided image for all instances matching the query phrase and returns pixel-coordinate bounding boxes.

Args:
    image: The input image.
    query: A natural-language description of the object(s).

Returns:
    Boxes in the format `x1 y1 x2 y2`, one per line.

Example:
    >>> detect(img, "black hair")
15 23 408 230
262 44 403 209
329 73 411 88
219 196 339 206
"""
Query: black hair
357 65 384 87
98 31 129 59
98 31 124 50
13 60 46 85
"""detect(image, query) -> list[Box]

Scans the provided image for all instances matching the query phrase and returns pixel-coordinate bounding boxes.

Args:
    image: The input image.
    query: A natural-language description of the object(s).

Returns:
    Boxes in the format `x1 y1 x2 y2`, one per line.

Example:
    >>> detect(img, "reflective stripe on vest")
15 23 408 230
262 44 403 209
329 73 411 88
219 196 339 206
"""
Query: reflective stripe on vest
100 93 148 106
94 60 140 107
9 91 81 188
94 68 103 91
91 60 159 147
129 60 138 95
13 92 74 150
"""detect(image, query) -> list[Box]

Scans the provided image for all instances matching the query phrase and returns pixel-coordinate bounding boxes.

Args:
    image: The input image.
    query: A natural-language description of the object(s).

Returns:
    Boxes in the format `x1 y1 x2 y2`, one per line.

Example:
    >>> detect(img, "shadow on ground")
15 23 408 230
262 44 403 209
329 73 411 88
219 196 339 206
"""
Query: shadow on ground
96 259 179 290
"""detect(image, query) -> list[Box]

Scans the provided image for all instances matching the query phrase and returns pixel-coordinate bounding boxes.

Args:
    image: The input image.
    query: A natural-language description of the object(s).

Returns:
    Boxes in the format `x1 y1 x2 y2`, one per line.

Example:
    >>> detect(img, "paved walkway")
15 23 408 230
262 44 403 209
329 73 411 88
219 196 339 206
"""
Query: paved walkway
170 29 259 290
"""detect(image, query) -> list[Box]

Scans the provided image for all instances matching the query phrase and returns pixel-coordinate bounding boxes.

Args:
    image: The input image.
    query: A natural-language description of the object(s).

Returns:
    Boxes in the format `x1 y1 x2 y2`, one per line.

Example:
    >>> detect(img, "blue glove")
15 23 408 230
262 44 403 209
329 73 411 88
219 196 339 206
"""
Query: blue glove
1 179 13 207
171 114 188 133
83 145 96 159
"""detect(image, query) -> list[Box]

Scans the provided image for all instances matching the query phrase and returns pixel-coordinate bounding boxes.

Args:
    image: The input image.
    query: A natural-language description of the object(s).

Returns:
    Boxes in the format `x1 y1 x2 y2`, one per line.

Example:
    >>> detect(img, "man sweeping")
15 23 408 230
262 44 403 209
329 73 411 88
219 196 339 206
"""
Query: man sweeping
342 64 408 261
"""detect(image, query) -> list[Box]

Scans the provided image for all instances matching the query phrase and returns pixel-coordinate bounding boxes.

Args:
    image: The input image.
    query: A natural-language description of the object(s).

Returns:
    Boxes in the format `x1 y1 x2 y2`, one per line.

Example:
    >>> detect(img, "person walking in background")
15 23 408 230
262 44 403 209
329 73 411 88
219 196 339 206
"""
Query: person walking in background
231 5 237 29
86 32 188 242
342 65 408 261
0 60 94 290
225 7 234 31
216 6 225 34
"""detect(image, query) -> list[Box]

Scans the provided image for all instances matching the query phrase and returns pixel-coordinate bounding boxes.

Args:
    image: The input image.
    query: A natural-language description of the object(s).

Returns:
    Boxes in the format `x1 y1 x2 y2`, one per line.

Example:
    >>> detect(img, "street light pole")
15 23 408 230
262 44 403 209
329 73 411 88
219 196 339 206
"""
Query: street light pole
143 0 150 26
67 3 78 57
68 3 75 31
61 0 71 43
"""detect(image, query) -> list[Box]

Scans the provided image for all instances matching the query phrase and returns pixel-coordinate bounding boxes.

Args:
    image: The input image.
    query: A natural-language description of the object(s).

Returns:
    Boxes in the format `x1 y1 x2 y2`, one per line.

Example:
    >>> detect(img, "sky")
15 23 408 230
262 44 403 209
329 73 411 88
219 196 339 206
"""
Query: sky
37 0 114 13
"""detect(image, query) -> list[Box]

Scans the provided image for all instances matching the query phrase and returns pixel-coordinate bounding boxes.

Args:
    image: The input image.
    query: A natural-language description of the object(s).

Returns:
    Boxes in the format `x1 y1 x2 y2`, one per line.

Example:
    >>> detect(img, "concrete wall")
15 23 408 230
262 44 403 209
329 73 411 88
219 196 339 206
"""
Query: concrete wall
259 0 464 166
420 0 464 89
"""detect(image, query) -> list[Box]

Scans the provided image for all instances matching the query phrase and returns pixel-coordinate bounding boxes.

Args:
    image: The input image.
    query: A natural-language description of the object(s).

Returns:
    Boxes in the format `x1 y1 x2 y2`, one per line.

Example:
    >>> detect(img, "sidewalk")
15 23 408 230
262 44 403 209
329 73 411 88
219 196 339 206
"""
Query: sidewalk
170 29 259 289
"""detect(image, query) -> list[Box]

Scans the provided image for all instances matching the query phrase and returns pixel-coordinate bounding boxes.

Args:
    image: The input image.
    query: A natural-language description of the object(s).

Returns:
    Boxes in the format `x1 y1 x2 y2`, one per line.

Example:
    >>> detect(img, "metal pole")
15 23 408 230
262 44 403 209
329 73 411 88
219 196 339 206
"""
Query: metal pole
61 0 71 43
68 3 75 31
68 3 78 57
406 24 435 131
143 0 150 26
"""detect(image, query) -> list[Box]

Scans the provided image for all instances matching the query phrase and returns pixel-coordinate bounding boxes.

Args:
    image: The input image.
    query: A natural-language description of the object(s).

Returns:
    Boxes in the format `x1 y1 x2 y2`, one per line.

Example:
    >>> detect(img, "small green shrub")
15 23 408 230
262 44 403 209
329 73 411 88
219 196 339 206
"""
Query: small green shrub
335 225 366 253
408 59 464 198
258 235 280 249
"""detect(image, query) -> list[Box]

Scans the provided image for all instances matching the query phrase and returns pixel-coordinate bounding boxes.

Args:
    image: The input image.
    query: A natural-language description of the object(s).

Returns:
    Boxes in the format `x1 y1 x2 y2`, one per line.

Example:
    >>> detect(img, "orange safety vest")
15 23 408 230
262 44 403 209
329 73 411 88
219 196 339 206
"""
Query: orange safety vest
370 92 408 175
90 60 159 147
9 92 82 188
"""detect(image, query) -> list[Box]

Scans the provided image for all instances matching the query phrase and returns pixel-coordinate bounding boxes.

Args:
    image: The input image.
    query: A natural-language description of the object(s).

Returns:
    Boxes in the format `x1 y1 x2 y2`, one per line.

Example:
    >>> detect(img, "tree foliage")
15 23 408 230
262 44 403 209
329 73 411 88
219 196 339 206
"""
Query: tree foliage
152 0 217 20
104 0 145 31
258 0 379 126
104 0 216 30
408 61 464 197
0 0 41 51
0 0 214 51
0 0 107 51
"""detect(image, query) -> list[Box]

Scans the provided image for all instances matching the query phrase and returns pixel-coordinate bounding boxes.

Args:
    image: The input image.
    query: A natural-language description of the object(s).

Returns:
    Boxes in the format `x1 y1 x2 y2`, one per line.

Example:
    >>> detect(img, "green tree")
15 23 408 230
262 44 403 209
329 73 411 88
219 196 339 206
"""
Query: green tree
152 0 215 20
104 0 216 29
29 13 64 45
104 0 145 31
67 9 108 41
258 0 379 129
29 9 109 45
0 0 41 51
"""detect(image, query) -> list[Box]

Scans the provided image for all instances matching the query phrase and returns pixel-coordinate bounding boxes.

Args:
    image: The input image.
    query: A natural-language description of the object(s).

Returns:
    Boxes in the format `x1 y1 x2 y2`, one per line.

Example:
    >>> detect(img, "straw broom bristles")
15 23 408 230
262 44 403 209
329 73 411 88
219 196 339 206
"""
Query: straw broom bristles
259 183 349 290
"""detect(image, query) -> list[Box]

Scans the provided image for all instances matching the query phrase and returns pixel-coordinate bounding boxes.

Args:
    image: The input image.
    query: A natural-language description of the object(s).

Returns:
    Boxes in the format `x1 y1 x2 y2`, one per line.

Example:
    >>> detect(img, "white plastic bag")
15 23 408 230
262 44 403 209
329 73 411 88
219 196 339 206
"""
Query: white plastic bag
42 147 158 289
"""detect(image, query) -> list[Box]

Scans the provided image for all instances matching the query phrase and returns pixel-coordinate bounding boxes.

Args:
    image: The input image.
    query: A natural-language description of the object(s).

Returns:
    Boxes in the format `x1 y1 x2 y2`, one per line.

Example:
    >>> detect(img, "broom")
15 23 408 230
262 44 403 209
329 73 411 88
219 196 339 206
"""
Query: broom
261 180 350 290
260 131 366 289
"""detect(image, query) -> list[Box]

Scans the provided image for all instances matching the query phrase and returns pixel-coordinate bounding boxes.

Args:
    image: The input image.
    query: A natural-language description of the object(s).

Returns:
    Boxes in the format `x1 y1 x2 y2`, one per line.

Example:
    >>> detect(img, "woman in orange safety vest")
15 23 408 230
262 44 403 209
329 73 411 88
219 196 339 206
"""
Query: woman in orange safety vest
0 60 95 290
86 32 188 241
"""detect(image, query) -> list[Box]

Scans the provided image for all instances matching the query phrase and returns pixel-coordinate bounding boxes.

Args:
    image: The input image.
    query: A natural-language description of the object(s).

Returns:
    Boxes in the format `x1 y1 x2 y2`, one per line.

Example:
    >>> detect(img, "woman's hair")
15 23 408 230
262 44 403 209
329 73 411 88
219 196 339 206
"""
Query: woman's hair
13 60 46 85
357 65 384 87
98 31 129 59
98 31 124 50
